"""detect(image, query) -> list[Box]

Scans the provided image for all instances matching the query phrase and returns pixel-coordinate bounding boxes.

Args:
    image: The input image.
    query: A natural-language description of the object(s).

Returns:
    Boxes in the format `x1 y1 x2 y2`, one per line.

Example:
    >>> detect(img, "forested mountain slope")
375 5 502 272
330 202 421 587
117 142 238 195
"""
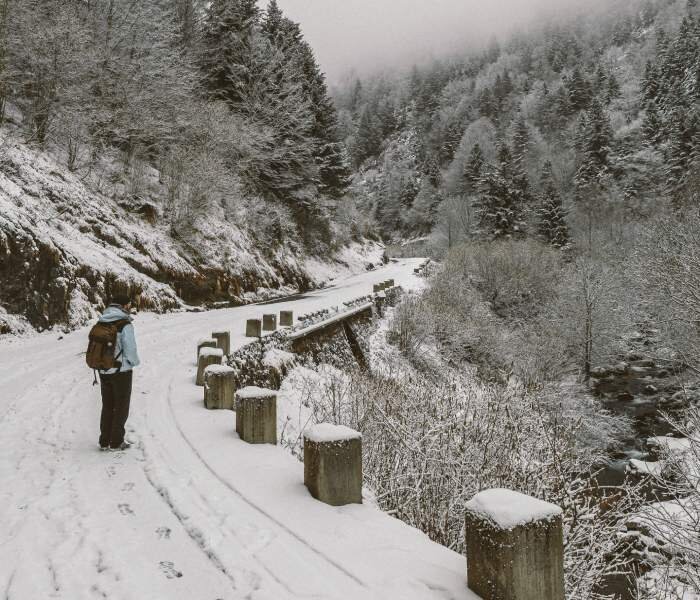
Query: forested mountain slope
0 128 382 334
336 0 700 244
0 0 375 334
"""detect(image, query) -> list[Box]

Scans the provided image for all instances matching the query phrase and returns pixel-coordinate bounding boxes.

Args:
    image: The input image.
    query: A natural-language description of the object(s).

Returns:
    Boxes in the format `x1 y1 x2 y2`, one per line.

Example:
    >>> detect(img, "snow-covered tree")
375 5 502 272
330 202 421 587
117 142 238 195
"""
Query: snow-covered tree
538 161 570 250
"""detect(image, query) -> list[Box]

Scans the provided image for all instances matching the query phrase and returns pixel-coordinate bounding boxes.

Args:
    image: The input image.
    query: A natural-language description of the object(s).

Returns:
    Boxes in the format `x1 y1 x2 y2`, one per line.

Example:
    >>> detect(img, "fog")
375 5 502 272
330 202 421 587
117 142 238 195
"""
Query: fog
271 0 591 82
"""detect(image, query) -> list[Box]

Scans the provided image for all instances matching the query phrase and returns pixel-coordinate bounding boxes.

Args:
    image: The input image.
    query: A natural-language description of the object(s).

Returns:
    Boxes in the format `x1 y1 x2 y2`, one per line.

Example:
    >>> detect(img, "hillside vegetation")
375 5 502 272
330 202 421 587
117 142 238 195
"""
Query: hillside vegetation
337 0 700 243
0 0 375 333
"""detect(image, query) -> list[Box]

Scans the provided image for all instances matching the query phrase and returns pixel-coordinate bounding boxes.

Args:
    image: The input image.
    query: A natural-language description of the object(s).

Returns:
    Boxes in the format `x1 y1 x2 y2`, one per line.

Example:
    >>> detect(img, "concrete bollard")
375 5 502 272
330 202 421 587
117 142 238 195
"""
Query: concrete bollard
203 364 236 410
246 319 262 337
211 330 231 356
235 387 277 444
279 310 294 327
373 291 386 317
303 424 362 506
386 279 395 287
197 338 217 363
196 347 224 386
373 284 383 294
464 489 565 600
262 314 277 332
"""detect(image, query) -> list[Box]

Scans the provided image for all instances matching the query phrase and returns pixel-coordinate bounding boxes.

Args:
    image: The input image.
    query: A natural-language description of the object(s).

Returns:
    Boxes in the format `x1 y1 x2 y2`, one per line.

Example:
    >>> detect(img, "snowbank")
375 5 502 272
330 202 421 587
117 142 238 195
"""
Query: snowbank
203 364 234 376
465 489 563 530
199 347 224 359
304 423 362 443
236 386 278 399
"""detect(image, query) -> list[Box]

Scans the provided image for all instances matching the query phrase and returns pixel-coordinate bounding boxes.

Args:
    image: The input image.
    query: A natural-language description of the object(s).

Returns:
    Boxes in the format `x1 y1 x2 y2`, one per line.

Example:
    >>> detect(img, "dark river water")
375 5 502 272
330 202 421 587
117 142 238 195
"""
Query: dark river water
594 386 683 599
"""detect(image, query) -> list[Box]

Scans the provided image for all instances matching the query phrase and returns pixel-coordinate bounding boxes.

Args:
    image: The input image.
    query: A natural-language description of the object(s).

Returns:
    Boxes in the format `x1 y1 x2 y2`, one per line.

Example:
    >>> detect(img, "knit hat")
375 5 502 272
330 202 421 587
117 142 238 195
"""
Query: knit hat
109 293 133 307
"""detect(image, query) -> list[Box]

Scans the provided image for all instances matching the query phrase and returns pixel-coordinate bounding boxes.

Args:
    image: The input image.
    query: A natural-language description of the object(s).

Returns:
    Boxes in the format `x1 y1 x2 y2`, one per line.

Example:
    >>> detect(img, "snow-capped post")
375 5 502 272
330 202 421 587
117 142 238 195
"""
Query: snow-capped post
235 387 277 444
197 338 217 363
203 364 236 410
464 489 565 600
303 424 362 506
263 314 277 332
280 310 294 327
386 279 395 288
246 319 262 338
373 291 386 317
211 330 230 356
373 283 383 294
196 347 224 386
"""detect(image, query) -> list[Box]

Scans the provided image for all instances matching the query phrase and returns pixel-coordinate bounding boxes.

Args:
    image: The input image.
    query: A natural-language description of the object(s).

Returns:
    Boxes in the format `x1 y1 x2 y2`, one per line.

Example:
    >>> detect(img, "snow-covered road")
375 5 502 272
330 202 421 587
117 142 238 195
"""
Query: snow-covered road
0 259 478 600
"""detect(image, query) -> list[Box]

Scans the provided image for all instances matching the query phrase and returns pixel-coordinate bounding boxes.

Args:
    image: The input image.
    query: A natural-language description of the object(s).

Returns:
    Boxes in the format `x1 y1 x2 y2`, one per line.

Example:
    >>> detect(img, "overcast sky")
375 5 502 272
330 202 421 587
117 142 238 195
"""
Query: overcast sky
270 0 586 82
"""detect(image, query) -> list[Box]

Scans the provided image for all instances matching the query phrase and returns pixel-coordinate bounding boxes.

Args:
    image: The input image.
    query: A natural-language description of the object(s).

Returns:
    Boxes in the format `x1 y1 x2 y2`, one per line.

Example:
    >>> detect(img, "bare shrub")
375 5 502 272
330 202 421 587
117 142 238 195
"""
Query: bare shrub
386 294 432 359
281 362 637 599
635 214 700 373
457 239 563 319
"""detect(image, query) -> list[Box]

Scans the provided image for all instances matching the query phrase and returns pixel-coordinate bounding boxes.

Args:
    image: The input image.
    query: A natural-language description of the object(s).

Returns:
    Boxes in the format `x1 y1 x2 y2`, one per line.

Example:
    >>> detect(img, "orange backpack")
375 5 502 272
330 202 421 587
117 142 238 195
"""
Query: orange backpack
86 319 130 371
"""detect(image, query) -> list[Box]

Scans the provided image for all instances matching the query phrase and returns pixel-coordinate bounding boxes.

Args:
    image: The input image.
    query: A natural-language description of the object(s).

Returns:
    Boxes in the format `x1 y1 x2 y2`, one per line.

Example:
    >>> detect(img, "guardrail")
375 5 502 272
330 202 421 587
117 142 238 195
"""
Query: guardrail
188 274 566 600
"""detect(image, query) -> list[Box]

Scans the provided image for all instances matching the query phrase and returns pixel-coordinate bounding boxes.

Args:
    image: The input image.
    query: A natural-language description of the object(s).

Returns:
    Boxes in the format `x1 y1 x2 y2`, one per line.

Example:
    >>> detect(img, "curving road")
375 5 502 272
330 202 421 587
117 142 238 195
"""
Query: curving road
0 259 477 600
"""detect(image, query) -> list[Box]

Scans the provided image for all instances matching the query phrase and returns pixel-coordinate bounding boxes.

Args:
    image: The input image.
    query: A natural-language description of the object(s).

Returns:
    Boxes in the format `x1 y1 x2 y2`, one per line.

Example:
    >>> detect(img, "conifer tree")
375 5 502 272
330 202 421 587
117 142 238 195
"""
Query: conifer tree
666 107 699 202
512 116 531 197
316 142 352 198
422 157 442 188
606 71 621 102
641 60 659 102
566 67 591 111
463 143 484 195
538 161 570 249
575 98 613 188
475 143 524 238
261 0 284 42
260 3 350 198
353 107 382 166
200 0 259 107
642 101 664 146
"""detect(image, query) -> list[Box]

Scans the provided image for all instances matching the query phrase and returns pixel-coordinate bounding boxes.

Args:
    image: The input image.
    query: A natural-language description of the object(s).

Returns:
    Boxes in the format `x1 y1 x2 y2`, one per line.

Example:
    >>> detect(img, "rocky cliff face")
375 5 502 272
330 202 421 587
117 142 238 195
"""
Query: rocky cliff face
0 134 382 334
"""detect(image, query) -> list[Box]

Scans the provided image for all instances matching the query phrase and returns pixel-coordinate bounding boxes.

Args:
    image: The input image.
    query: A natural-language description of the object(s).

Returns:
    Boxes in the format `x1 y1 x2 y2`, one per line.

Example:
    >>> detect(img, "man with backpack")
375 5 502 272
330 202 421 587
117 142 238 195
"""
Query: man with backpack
86 294 140 451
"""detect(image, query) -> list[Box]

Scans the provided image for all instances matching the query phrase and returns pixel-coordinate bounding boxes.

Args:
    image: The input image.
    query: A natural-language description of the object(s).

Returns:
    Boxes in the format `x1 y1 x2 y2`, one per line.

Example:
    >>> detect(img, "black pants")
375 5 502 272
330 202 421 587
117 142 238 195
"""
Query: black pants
99 370 133 448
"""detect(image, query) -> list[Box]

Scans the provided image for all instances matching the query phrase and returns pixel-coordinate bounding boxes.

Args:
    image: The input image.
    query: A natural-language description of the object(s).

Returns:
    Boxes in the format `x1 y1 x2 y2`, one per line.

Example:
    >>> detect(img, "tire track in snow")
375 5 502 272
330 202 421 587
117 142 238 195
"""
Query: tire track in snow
163 377 368 590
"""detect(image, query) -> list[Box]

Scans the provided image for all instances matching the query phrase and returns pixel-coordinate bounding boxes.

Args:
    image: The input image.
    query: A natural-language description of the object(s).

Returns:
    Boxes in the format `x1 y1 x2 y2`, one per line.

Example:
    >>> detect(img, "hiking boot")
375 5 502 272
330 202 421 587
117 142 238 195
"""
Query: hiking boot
111 442 131 451
99 444 110 451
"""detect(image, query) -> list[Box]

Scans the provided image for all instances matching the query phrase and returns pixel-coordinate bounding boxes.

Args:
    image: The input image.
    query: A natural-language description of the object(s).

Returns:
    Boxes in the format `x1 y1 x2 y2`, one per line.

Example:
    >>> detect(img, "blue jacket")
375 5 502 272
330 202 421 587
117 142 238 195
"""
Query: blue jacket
98 305 140 373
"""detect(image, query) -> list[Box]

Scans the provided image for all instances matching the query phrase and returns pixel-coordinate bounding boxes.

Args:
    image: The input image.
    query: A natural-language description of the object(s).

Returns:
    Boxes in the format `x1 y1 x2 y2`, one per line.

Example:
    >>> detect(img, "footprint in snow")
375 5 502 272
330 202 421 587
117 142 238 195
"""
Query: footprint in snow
155 527 171 540
117 503 134 516
121 482 135 492
158 561 183 579
106 466 117 478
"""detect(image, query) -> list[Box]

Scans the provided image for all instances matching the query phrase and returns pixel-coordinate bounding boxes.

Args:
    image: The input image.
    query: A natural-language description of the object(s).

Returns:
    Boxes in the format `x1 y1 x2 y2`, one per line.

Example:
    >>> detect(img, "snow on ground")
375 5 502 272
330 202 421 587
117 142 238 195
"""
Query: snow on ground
0 259 479 600
303 240 385 284
465 489 562 530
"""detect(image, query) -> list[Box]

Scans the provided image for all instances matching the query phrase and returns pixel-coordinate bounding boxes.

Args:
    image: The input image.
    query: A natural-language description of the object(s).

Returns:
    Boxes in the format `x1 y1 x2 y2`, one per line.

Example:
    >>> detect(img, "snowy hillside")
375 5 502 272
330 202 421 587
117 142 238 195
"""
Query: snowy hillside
0 130 384 334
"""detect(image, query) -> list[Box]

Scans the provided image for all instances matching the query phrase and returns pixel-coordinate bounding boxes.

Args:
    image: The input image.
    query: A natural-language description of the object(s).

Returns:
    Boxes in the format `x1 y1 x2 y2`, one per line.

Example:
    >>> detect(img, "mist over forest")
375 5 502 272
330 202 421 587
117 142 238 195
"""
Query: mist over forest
274 0 609 80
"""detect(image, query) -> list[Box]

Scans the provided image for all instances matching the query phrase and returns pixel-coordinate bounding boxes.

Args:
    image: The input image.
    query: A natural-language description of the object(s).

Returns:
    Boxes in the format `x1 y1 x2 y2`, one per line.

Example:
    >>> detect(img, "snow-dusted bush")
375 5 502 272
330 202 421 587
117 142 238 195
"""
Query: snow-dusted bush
454 239 562 319
633 407 700 599
386 293 432 359
278 356 637 599
636 214 700 373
